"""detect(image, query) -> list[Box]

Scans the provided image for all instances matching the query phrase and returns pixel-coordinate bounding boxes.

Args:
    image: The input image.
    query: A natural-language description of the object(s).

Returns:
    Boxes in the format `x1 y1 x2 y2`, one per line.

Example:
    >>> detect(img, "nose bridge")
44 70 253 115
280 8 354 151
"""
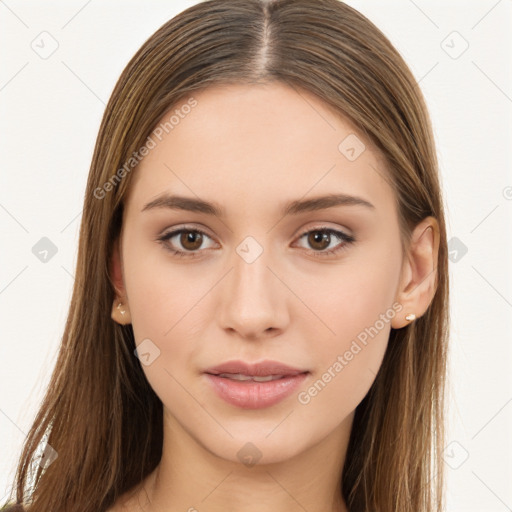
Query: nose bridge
217 234 289 338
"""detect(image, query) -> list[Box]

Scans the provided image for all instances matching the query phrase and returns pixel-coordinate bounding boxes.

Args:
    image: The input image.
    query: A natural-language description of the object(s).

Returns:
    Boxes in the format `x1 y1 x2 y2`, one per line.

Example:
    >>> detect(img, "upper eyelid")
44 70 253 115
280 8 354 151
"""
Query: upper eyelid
160 221 352 238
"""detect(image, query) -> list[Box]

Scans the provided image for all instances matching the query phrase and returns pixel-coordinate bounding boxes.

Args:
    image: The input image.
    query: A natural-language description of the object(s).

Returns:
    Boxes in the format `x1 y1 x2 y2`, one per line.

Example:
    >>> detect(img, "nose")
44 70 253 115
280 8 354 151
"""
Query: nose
216 241 290 341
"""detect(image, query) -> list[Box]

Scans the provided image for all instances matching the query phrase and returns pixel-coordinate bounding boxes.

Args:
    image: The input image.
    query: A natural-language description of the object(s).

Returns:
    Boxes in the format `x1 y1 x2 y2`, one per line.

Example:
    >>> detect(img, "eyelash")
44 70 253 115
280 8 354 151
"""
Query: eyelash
156 225 356 260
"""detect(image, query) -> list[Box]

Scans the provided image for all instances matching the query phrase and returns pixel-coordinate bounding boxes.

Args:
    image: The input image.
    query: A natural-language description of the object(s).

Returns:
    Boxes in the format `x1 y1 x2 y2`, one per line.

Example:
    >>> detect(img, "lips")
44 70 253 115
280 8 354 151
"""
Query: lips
204 359 309 409
205 359 307 377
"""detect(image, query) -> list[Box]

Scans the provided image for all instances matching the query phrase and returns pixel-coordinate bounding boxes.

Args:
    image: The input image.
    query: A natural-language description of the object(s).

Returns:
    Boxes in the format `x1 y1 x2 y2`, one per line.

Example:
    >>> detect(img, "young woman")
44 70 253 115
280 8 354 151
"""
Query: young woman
3 0 449 511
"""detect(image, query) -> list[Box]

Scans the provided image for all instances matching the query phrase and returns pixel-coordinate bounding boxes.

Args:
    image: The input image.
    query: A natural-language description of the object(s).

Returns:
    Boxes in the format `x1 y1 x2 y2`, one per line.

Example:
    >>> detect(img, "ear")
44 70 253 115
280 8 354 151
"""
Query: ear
110 237 131 325
391 216 440 329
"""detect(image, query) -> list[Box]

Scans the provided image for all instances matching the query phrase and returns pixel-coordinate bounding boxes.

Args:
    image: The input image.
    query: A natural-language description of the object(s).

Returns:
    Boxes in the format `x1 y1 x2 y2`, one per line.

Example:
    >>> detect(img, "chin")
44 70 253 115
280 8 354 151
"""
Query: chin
197 420 314 467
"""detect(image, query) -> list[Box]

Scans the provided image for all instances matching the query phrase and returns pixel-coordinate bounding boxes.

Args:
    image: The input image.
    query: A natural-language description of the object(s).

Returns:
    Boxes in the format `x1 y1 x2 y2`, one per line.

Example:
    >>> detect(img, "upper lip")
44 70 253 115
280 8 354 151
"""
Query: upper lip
204 359 308 377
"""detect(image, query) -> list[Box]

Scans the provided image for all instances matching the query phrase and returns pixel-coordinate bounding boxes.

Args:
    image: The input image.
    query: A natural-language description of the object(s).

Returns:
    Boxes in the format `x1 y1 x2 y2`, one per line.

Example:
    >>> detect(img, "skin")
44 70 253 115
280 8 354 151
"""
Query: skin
108 82 439 512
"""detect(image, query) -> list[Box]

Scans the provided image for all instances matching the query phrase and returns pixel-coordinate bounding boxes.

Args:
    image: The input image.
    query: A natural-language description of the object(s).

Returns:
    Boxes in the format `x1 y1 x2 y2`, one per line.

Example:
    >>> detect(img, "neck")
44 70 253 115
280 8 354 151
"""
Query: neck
136 408 353 512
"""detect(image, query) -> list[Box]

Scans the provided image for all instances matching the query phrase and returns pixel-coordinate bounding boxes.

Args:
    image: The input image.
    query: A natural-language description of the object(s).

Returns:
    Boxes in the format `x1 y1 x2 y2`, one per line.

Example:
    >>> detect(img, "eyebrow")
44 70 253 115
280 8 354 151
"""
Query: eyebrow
141 192 375 217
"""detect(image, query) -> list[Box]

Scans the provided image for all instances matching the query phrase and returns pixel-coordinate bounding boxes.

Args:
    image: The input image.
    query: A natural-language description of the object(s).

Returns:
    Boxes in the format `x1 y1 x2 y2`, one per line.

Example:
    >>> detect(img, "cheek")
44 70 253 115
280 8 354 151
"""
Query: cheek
123 244 218 390
294 247 401 344
123 261 210 418
126 267 205 356
295 300 392 423
294 245 402 409
123 232 206 338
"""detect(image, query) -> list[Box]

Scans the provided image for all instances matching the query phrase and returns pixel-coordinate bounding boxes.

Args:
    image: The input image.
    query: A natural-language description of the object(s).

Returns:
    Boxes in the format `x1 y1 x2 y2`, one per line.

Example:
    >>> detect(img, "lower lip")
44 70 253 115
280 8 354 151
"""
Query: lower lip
205 373 309 409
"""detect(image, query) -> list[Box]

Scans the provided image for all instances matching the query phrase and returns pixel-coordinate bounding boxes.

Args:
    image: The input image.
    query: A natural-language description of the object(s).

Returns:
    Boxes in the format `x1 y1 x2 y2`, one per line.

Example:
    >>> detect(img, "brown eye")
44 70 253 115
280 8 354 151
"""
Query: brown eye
180 231 203 251
157 227 216 258
307 231 331 251
295 227 356 257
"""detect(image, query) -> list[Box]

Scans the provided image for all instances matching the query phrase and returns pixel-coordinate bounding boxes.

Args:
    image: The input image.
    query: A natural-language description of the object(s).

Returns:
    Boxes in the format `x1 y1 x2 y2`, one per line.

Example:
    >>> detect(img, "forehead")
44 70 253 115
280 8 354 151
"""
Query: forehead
125 82 393 216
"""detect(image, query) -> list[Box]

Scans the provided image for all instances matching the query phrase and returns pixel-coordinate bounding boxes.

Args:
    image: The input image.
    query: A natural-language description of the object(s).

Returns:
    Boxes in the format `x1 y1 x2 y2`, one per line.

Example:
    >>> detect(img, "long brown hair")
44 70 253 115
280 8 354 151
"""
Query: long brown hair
4 0 449 510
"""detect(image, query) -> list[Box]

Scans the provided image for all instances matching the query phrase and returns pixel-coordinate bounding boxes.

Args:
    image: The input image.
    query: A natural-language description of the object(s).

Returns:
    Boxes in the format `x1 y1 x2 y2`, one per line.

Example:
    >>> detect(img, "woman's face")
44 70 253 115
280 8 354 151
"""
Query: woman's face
115 82 406 464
